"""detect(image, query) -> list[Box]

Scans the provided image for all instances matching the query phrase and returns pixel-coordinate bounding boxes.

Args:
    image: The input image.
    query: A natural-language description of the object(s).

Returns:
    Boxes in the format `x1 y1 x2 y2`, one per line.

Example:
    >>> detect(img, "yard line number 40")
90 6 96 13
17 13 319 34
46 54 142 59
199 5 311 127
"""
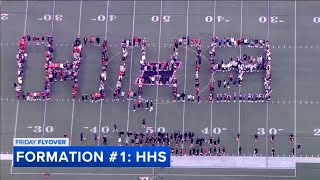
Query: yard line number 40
87 126 166 134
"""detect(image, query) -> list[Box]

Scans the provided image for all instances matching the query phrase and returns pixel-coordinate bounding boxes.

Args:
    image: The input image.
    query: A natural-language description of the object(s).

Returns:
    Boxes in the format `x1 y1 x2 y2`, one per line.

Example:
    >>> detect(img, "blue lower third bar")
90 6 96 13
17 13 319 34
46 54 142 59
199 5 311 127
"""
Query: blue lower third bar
13 146 171 167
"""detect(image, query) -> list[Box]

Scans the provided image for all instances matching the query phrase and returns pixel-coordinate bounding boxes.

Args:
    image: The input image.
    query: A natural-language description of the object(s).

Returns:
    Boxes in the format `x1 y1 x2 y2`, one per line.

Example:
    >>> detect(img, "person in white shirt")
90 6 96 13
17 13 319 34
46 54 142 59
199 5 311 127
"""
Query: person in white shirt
118 137 122 146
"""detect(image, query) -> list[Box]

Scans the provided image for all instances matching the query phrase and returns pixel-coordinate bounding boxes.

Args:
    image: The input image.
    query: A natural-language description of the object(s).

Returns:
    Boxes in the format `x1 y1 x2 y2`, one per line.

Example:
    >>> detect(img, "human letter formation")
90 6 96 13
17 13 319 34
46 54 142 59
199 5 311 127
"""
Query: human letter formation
14 36 271 103
209 37 272 103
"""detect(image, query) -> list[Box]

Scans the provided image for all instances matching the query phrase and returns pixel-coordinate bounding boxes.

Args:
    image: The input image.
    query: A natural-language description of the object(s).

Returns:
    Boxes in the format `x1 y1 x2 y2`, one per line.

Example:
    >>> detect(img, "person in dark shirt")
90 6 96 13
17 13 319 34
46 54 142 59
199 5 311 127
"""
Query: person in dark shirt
83 36 87 45
96 36 100 46
103 135 107 145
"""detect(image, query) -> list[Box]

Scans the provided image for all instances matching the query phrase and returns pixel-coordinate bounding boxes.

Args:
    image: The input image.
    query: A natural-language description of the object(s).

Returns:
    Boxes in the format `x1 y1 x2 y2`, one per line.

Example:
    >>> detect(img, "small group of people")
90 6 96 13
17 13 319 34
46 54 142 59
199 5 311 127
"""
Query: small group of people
83 36 100 46
209 36 272 102
113 39 130 99
14 36 28 99
15 36 83 101
264 42 272 98
171 38 184 102
214 37 267 48
213 93 268 103
45 38 82 100
15 36 53 101
133 99 154 112
42 36 55 100
192 38 203 102
25 35 46 46
136 38 181 101
78 119 302 157
71 38 82 100
136 37 147 96
89 40 108 102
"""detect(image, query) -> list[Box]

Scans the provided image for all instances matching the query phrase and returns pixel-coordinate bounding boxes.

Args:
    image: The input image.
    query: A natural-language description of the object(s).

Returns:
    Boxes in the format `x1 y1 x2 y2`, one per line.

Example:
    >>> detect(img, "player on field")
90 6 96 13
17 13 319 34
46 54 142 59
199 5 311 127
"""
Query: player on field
254 148 258 156
96 36 100 46
142 118 146 129
289 133 294 144
89 36 94 45
113 124 118 132
80 132 85 142
297 144 301 154
271 148 275 157
270 133 275 143
149 101 153 112
236 133 240 143
291 148 295 157
255 134 258 143
83 36 87 45
103 135 107 145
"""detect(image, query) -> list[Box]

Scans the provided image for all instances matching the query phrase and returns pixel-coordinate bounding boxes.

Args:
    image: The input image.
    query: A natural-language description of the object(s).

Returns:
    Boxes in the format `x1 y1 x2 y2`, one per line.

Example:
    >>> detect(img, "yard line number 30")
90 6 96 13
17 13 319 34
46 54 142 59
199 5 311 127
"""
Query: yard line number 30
33 126 54 133
42 14 63 21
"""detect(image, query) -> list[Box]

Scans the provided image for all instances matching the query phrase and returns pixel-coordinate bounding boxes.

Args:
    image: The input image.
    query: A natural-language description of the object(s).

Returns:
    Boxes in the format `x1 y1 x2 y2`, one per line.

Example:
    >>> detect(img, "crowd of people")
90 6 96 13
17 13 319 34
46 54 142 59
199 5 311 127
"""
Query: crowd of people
137 38 181 96
14 36 271 102
208 37 272 102
89 40 108 102
192 38 203 102
42 36 54 100
113 39 131 99
136 37 147 96
171 38 183 102
14 36 28 99
83 36 101 46
43 37 83 100
15 36 83 101
79 123 300 157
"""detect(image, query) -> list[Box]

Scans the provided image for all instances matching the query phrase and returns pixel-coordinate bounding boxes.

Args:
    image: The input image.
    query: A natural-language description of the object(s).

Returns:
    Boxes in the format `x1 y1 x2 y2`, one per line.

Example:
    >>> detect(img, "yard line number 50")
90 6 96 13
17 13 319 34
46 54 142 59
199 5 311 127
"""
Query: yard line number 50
151 15 170 22
146 127 166 134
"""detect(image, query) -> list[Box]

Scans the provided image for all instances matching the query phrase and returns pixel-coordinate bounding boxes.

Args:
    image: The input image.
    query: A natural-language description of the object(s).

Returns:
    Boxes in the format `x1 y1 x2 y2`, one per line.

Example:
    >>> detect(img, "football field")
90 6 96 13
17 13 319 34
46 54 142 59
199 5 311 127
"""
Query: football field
1 0 320 179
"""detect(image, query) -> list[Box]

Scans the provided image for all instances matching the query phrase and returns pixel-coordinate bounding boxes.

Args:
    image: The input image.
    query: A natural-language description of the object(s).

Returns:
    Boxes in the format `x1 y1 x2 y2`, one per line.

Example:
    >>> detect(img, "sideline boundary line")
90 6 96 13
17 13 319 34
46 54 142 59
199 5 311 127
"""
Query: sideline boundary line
9 171 296 178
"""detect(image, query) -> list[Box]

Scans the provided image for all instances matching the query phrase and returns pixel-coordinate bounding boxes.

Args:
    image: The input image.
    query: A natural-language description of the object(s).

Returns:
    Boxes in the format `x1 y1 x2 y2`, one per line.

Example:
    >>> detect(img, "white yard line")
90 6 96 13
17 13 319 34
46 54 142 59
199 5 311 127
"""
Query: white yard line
104 0 110 41
11 0 29 174
238 0 243 153
154 0 163 133
42 0 56 138
23 0 29 35
41 102 47 138
8 172 297 178
126 0 136 132
98 0 110 146
70 0 83 145
77 0 83 38
153 0 163 175
13 101 20 139
97 101 103 146
182 0 190 135
50 0 56 37
265 0 270 168
210 0 217 137
294 0 297 176
70 101 75 145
